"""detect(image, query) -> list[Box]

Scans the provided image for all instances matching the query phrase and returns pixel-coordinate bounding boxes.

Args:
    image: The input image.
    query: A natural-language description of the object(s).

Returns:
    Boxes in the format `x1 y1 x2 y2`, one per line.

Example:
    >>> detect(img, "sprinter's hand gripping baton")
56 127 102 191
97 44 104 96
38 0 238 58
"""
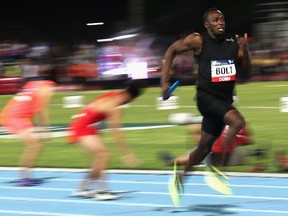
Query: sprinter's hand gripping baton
162 80 181 100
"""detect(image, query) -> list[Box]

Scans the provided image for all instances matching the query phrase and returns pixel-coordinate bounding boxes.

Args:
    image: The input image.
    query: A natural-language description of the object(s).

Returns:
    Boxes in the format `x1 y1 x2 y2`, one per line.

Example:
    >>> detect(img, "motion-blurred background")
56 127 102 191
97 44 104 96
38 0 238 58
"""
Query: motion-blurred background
0 0 287 173
0 0 287 89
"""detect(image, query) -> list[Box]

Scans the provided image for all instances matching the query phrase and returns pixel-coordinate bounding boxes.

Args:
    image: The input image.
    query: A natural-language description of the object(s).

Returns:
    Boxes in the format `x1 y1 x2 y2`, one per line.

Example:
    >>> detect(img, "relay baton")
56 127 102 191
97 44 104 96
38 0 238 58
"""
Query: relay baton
168 80 181 95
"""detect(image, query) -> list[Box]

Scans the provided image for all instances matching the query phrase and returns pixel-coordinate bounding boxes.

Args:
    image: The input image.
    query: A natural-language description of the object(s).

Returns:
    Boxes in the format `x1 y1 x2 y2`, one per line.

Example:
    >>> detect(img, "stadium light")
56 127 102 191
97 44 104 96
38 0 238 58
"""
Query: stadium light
97 34 138 42
86 22 104 26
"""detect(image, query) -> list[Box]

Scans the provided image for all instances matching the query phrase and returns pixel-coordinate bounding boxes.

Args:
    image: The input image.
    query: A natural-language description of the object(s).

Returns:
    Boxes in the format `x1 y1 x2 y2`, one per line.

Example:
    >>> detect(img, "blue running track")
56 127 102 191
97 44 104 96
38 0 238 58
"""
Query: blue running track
0 168 287 216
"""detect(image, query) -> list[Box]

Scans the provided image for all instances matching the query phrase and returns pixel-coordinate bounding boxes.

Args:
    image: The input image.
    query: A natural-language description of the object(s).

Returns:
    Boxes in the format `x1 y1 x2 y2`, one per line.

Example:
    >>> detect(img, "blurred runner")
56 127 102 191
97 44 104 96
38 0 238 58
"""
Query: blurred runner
67 80 144 200
1 79 56 186
160 122 253 167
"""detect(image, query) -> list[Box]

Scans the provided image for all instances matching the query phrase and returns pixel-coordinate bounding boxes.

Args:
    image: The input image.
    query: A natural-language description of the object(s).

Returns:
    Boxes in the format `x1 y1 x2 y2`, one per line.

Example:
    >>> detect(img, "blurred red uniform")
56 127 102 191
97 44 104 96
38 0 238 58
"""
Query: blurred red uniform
0 79 56 185
213 124 251 153
1 80 55 134
66 81 143 199
211 124 252 166
67 91 122 143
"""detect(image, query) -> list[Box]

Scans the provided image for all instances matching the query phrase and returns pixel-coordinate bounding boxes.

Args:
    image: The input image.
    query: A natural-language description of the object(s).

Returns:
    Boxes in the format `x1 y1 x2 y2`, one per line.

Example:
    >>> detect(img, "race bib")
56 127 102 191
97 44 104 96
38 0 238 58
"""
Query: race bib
211 60 236 82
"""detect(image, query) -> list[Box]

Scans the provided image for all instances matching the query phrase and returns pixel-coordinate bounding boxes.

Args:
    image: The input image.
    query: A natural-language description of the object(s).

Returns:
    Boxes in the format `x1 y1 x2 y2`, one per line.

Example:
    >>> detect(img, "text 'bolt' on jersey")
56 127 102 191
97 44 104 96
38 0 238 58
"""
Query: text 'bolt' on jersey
196 32 238 101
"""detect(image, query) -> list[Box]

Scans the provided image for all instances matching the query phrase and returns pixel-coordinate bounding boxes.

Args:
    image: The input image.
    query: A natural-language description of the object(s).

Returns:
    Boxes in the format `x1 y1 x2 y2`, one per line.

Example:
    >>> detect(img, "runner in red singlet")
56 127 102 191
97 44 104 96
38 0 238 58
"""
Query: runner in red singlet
67 81 144 200
159 123 253 167
1 79 56 186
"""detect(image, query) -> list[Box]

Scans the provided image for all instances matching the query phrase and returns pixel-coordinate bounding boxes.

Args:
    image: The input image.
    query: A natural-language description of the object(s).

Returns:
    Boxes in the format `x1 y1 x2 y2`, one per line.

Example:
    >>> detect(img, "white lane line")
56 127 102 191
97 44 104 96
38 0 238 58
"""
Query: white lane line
1 177 288 189
265 85 288 87
226 208 288 215
0 186 288 201
1 167 288 178
51 103 281 109
0 210 98 216
0 196 287 215
0 125 176 139
0 196 172 207
0 208 288 216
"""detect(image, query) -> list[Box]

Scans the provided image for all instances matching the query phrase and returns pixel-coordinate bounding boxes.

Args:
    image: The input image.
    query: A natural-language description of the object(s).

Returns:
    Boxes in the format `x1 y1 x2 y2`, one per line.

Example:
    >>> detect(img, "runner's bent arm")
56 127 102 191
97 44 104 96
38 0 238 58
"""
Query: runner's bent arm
236 33 252 81
106 108 132 156
106 108 140 166
161 33 202 99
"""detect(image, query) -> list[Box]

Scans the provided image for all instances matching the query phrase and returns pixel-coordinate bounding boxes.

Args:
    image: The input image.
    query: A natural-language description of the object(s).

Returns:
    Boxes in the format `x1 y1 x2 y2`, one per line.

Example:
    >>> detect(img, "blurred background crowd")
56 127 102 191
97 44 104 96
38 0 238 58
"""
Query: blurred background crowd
0 0 287 94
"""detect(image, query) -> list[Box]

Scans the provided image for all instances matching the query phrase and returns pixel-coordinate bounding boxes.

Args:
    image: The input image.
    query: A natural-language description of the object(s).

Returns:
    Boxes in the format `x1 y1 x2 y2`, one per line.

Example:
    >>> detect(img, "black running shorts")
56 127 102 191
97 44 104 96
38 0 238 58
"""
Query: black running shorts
196 91 235 137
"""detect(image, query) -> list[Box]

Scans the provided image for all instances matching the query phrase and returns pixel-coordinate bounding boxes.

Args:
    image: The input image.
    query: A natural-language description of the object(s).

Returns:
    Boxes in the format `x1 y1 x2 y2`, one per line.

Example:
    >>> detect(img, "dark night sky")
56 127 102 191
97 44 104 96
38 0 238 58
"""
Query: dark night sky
0 0 129 41
0 0 257 42
144 0 255 36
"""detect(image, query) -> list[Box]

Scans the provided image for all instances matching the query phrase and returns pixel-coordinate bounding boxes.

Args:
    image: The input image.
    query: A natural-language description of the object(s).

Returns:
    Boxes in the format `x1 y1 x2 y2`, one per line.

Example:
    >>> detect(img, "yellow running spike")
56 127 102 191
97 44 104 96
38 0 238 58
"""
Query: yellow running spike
168 176 180 206
168 161 183 207
204 165 232 195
